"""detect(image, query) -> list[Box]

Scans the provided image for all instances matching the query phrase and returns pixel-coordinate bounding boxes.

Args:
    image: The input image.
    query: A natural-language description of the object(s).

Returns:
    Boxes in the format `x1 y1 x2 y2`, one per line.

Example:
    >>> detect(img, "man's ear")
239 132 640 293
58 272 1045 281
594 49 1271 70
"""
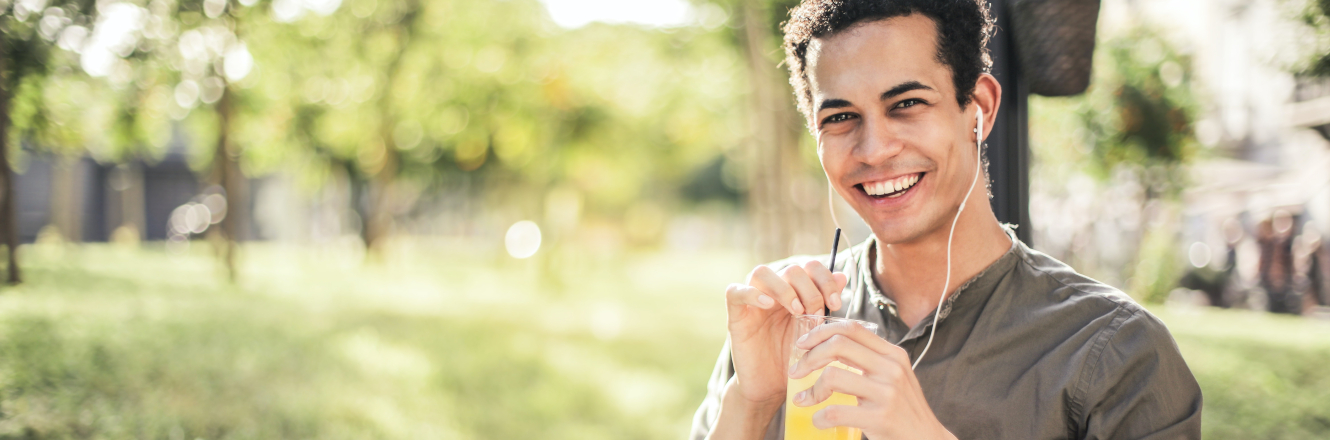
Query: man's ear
971 73 1001 141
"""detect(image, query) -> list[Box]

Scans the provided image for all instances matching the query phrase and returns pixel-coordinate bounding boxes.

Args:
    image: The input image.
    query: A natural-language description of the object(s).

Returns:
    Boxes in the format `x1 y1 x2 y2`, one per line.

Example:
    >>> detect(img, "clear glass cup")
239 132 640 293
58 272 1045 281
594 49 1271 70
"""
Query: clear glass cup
784 314 883 440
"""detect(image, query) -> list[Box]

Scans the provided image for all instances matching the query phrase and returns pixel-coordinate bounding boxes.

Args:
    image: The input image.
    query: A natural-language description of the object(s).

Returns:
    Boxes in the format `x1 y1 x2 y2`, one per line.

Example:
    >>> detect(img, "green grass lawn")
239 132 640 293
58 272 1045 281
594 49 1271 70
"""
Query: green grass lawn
1154 307 1330 439
0 242 1326 439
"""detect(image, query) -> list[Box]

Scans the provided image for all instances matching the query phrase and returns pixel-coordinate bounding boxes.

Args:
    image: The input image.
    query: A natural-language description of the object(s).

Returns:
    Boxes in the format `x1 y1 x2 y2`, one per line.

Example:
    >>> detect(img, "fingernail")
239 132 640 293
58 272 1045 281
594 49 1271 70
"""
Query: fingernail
796 333 808 345
792 300 804 314
788 362 797 376
757 295 774 307
795 390 808 404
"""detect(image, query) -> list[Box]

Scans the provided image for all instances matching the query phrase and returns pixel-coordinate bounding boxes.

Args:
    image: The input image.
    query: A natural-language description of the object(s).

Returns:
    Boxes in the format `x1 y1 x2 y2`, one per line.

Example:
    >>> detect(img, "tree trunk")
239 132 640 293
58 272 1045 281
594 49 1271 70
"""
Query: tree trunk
210 83 245 282
0 51 19 284
360 13 415 252
362 140 397 252
739 0 830 262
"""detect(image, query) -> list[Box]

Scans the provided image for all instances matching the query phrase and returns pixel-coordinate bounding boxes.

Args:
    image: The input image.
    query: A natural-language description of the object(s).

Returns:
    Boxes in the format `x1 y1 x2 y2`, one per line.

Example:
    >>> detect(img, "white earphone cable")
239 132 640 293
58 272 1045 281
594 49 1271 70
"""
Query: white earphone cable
911 109 983 370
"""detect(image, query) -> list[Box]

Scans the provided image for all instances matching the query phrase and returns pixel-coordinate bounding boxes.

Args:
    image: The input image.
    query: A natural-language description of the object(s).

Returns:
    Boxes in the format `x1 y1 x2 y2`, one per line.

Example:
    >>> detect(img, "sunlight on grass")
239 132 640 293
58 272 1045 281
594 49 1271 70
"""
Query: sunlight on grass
0 243 1325 439
1155 308 1330 439
0 242 745 439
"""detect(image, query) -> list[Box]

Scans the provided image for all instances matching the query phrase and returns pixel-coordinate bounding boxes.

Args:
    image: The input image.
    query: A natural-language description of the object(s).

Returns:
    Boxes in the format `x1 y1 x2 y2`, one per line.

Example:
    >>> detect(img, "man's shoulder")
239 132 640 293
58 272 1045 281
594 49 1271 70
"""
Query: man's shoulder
1009 242 1167 338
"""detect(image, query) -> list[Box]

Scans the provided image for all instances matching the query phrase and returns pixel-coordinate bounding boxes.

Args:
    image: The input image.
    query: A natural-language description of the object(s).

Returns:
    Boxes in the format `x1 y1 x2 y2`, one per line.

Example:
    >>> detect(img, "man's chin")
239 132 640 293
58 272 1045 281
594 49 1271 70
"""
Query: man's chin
866 214 940 246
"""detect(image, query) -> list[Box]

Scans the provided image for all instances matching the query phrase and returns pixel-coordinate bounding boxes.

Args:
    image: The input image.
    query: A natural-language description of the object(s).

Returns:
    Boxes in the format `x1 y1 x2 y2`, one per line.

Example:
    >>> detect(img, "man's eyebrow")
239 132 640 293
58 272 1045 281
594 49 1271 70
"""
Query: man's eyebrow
816 98 852 113
880 81 932 100
816 81 934 113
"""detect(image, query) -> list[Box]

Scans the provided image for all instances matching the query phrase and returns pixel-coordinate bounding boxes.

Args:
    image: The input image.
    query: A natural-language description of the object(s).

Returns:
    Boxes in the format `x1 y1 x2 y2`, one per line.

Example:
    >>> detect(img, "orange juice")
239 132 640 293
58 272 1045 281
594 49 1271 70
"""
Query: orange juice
783 360 862 440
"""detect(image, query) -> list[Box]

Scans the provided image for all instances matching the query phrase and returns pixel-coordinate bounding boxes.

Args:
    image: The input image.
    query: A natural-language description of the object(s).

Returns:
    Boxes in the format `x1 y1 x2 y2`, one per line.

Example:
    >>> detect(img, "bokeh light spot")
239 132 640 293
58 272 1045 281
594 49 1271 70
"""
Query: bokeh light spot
224 43 254 82
505 221 542 259
1188 242 1211 268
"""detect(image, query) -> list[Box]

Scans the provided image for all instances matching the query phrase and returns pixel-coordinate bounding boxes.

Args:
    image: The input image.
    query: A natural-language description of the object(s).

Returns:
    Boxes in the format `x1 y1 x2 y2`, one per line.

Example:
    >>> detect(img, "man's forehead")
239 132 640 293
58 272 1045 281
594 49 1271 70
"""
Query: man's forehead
806 15 950 102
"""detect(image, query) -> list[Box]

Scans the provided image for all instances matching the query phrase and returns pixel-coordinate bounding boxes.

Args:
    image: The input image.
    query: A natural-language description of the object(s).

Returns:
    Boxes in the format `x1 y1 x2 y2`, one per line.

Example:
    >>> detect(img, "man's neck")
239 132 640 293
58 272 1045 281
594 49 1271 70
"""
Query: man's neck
872 204 1012 328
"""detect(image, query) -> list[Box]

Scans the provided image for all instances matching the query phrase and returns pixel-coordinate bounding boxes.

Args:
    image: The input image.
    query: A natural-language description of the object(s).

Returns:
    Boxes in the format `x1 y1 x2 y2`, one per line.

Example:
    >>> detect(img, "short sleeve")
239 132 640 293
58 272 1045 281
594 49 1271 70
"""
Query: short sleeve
1080 308 1203 439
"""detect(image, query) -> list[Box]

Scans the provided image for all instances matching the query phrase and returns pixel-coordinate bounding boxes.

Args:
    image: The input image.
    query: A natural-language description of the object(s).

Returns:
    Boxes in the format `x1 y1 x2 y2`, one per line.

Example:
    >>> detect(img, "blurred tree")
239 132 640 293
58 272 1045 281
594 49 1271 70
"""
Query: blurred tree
189 0 262 282
243 0 750 255
1299 0 1330 76
45 2 176 243
733 0 828 261
241 0 457 251
102 0 313 281
541 11 749 240
1 0 272 282
679 0 830 261
5 0 794 276
100 0 266 281
0 0 106 284
1077 29 1199 200
1030 28 1201 302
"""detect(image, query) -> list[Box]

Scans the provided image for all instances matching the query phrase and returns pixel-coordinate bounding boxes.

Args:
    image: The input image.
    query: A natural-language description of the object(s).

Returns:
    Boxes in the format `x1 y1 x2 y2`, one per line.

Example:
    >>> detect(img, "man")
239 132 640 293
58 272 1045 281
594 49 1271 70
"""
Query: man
690 0 1203 439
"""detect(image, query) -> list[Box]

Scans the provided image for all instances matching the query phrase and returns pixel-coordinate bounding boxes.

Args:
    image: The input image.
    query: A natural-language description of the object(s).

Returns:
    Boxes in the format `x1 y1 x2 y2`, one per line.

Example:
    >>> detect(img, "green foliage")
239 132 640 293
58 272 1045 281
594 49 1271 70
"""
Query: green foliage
1297 0 1330 76
0 0 180 163
1129 204 1184 303
1075 29 1200 199
229 0 750 226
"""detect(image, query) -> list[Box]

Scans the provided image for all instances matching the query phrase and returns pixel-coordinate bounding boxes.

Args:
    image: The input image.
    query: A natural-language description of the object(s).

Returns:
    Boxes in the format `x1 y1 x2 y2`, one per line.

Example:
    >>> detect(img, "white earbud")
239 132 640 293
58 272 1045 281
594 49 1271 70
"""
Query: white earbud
975 109 983 137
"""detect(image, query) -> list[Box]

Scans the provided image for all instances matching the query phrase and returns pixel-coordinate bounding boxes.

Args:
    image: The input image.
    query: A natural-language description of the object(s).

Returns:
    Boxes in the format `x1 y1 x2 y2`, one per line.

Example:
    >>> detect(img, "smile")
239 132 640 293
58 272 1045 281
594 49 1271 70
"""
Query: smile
858 173 923 199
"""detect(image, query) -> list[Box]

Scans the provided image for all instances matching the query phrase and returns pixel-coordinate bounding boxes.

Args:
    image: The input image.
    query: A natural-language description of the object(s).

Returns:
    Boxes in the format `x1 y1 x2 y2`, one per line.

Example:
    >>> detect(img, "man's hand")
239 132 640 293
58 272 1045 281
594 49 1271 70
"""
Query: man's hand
724 261 848 406
787 321 957 440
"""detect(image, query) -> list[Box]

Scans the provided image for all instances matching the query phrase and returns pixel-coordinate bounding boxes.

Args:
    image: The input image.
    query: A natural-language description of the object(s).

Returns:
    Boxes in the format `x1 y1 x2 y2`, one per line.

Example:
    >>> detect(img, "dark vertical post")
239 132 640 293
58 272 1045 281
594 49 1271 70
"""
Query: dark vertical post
0 48 19 284
985 0 1032 245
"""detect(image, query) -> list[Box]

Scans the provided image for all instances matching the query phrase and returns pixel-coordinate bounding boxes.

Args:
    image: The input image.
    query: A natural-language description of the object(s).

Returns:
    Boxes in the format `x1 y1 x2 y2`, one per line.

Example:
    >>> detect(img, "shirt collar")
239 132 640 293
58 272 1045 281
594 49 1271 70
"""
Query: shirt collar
854 225 1022 342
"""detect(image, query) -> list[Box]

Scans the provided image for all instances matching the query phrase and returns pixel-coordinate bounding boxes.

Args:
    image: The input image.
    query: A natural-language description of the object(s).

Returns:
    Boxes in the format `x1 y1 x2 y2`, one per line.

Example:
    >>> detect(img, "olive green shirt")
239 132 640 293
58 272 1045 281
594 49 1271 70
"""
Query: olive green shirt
690 233 1202 439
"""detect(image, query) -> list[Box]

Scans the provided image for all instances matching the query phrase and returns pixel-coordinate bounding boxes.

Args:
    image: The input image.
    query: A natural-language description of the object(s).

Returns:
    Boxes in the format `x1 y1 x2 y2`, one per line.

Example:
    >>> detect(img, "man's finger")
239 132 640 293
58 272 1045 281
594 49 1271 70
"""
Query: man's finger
801 260 847 311
725 283 776 320
748 265 803 315
780 265 825 316
811 404 878 431
789 333 888 380
792 364 887 407
796 319 895 355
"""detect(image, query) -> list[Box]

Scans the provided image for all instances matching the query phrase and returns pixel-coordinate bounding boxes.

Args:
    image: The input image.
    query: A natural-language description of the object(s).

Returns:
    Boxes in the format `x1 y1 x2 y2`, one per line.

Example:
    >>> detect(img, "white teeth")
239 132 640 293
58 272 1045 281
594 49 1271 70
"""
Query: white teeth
863 174 921 197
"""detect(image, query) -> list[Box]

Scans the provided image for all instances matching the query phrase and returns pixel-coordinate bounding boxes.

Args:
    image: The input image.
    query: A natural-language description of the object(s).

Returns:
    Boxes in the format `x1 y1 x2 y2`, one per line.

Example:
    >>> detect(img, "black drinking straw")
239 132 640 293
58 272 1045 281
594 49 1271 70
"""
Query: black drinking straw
825 228 842 317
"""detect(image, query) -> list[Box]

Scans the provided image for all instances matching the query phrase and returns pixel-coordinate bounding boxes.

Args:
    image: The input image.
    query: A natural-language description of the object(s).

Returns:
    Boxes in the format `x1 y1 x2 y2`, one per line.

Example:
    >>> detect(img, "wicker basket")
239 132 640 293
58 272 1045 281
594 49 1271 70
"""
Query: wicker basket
1010 0 1101 96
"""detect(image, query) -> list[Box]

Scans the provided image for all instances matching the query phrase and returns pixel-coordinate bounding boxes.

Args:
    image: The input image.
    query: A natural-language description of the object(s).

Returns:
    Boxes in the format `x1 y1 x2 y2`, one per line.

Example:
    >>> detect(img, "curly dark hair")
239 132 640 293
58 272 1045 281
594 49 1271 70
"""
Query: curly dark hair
782 0 995 124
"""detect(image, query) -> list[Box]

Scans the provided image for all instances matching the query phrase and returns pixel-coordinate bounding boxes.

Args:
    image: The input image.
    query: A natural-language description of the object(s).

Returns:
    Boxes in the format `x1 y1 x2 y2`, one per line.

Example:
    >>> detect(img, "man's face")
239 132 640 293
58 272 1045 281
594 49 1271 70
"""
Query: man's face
807 14 980 245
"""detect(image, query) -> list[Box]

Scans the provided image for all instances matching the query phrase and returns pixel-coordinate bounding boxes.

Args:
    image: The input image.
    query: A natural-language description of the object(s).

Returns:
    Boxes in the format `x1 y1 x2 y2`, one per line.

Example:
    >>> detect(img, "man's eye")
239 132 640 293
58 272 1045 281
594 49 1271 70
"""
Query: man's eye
821 113 857 125
894 98 926 109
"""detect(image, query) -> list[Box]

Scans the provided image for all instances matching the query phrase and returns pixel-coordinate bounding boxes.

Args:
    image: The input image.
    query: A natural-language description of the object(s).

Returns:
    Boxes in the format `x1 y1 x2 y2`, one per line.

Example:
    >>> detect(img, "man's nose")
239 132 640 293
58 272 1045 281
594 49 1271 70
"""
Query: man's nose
851 116 904 165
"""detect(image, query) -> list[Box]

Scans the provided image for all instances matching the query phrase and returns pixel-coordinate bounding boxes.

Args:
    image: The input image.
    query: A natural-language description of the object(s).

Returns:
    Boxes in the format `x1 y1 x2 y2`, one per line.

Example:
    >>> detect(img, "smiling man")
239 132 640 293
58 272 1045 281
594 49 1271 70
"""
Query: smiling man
690 1 1202 439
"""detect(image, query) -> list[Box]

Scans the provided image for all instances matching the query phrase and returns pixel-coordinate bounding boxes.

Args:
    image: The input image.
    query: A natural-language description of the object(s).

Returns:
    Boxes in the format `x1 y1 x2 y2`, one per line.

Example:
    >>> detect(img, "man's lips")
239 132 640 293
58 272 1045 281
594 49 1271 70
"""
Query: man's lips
856 172 924 199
